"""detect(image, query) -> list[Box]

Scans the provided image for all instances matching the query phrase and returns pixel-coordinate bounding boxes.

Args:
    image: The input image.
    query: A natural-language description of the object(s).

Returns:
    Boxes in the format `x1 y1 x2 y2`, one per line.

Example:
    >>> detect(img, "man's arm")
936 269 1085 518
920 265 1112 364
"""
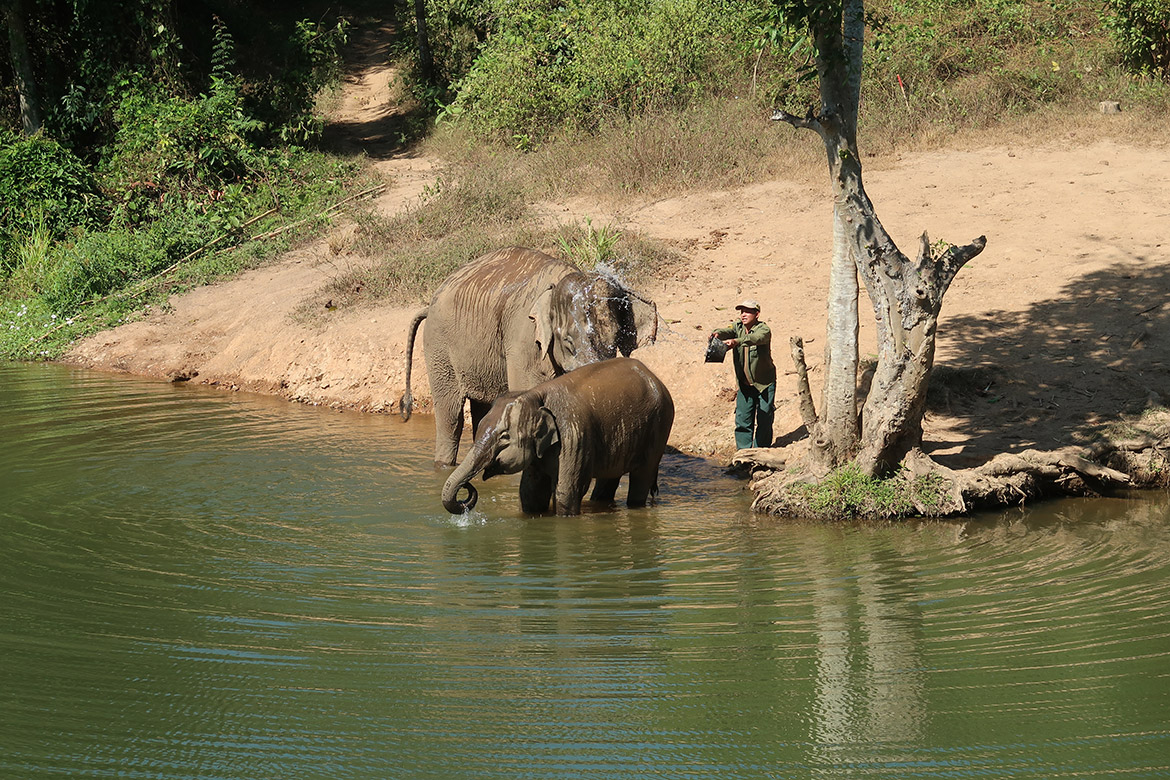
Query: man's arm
737 322 771 346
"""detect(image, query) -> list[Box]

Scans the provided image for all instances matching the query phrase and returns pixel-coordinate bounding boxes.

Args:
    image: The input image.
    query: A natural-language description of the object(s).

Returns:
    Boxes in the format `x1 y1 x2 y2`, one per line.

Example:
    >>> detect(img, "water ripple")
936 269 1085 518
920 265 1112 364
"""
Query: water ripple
2 364 1169 779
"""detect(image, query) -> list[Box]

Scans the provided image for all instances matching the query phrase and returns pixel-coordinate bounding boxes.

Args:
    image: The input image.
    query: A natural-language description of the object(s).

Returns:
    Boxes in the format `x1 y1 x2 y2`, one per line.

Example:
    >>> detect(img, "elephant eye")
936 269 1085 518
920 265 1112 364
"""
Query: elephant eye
563 335 576 354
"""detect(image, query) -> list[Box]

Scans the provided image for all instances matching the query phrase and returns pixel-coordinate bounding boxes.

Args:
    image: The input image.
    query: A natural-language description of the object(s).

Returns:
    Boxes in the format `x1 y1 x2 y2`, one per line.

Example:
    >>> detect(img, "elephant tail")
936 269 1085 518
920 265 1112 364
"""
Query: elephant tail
400 307 428 421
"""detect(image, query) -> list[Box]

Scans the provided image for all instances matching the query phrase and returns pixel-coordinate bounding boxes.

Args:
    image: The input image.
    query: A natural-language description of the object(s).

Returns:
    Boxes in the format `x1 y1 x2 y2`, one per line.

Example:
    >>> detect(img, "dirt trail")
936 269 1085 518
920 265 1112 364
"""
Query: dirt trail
65 25 1170 466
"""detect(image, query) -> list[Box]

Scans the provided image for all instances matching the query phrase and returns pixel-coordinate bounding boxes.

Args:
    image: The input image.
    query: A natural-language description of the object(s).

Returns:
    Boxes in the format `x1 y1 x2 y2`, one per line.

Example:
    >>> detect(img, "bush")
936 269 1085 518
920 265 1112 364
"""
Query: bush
1101 0 1170 78
438 0 760 138
101 81 264 226
0 131 107 267
42 229 169 314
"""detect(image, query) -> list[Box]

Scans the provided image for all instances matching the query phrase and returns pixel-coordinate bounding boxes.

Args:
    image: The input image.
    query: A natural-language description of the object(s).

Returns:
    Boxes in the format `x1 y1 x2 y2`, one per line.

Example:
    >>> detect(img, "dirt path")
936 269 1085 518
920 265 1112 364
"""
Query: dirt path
64 26 1170 467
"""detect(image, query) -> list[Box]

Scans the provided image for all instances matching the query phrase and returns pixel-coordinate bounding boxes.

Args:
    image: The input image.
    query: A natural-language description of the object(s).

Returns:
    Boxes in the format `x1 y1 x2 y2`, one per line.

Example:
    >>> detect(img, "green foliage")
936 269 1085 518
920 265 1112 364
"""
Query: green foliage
0 5 358 360
790 463 914 519
747 0 1137 129
0 132 107 264
102 82 263 223
41 229 170 314
774 463 957 519
245 18 349 145
555 217 620 267
434 0 760 137
1101 0 1170 78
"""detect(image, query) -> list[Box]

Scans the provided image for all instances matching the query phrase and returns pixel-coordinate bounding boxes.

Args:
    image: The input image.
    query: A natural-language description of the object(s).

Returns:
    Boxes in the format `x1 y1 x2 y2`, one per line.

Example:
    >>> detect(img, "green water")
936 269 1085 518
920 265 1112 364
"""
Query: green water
1 362 1168 779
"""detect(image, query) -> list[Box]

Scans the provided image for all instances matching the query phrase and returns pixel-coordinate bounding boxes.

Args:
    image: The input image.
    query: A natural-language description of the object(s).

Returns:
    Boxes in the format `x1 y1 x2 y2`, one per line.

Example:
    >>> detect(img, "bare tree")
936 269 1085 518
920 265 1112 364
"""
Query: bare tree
746 0 1145 515
770 0 985 477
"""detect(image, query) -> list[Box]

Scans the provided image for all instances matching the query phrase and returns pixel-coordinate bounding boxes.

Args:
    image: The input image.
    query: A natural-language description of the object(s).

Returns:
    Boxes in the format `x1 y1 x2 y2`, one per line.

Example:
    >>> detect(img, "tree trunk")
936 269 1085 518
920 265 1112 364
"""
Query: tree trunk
853 230 985 475
6 0 43 135
780 0 866 469
413 0 435 84
773 0 986 478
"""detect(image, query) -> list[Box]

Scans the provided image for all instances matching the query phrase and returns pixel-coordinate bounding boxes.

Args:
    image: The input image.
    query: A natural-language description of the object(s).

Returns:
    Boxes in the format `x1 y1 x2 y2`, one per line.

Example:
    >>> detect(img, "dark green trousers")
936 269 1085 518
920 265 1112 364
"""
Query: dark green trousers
735 383 775 449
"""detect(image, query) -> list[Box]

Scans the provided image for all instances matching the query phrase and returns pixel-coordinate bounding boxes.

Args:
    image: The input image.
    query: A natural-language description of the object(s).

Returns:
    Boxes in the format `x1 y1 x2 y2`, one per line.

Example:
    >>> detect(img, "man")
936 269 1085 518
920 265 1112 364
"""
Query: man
711 299 776 449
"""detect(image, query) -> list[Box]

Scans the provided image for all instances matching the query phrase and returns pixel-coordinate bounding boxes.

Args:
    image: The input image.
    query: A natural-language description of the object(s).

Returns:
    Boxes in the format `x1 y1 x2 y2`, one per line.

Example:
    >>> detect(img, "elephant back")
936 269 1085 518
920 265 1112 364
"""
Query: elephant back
434 247 574 321
424 247 577 403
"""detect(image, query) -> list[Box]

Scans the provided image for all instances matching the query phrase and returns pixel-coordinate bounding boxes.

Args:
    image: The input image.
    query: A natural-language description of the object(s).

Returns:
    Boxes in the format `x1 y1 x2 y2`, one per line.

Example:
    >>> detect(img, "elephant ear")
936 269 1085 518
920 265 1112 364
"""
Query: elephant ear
619 291 659 356
529 286 556 363
534 406 560 458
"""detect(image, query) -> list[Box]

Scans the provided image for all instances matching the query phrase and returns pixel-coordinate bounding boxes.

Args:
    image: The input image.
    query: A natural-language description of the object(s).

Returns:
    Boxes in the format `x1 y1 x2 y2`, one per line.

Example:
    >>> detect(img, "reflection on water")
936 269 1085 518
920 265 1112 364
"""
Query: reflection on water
1 363 1168 779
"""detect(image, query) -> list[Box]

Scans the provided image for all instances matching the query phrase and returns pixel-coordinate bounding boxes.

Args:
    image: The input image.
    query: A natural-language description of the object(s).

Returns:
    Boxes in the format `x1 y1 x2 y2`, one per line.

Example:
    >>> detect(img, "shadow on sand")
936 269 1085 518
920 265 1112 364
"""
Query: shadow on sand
924 257 1168 468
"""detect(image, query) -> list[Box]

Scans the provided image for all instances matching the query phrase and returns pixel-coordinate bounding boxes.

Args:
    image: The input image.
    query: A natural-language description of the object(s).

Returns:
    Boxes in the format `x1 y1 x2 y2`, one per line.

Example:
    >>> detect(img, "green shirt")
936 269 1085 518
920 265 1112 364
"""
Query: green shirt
714 320 776 392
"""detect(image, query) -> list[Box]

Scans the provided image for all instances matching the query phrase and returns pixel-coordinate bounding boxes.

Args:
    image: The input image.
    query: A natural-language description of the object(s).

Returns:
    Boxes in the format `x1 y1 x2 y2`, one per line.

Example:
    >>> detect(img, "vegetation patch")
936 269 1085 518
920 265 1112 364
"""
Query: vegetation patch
302 157 686 321
1 9 358 361
754 463 955 520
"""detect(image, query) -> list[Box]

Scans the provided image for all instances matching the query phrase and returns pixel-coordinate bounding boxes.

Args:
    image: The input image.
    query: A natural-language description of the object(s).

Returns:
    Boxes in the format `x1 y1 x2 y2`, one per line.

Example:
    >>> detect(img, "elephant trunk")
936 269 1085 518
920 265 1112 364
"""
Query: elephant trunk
442 480 478 514
441 445 492 514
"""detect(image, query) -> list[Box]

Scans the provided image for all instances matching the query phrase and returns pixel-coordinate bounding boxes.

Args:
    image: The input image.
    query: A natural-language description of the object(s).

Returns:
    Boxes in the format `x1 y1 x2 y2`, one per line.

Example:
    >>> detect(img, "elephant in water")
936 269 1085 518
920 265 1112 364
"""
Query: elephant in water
401 247 658 466
441 358 675 516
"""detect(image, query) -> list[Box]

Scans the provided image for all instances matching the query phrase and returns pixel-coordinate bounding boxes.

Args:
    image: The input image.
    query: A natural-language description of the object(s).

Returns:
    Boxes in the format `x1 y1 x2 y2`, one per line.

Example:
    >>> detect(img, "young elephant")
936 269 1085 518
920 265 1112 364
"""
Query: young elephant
441 358 674 516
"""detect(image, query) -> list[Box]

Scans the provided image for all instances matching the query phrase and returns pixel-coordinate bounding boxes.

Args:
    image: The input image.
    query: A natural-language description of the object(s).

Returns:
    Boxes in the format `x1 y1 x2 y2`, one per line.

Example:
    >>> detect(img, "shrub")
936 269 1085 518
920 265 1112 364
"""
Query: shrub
439 0 760 138
100 81 263 226
42 229 169 314
1101 0 1170 78
0 131 107 266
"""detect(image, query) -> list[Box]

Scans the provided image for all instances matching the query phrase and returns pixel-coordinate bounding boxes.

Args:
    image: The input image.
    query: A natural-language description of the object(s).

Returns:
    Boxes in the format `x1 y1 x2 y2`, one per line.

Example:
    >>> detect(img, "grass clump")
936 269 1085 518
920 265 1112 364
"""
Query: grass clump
790 464 915 520
760 463 955 520
308 159 685 318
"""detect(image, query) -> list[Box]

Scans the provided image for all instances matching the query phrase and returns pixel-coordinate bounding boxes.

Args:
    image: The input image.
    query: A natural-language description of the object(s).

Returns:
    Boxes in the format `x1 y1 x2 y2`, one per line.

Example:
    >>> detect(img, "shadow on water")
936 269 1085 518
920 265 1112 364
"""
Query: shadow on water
925 259 1169 467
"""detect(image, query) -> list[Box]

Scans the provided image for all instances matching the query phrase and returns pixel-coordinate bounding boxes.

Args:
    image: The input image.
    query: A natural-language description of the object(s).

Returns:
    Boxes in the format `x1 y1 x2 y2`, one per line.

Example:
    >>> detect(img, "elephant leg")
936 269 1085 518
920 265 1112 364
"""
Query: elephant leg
432 394 465 467
554 453 592 516
519 468 554 515
590 477 621 504
469 398 492 439
626 463 661 508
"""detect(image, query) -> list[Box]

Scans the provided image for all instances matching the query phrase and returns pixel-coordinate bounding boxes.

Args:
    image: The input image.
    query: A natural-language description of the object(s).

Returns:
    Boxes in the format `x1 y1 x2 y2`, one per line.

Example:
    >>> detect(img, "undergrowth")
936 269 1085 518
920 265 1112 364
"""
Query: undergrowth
1 14 356 361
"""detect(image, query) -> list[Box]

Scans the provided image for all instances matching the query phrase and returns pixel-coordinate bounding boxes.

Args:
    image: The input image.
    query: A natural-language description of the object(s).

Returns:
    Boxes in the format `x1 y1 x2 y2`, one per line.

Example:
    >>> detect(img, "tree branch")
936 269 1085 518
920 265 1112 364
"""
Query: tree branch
939 235 987 279
771 108 825 137
790 336 820 430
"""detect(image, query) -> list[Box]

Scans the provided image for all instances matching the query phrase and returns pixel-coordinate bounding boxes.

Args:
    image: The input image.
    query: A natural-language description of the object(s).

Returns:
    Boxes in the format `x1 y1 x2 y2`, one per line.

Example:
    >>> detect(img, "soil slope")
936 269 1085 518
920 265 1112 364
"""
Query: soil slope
64 26 1170 468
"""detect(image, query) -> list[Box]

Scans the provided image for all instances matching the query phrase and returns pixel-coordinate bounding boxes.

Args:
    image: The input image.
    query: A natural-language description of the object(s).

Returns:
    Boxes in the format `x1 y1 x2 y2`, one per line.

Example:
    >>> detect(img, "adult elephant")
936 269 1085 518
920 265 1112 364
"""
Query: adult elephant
441 358 674 516
401 247 658 466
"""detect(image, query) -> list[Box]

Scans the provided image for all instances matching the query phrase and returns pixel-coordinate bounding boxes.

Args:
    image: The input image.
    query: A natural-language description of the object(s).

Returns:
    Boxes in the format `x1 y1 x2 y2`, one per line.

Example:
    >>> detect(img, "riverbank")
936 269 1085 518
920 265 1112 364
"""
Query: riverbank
64 133 1170 473
58 17 1168 478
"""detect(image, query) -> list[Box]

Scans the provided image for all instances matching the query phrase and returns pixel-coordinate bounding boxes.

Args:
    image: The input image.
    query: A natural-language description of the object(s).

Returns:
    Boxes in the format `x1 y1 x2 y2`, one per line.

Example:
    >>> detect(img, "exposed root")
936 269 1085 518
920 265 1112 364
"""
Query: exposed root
741 428 1167 519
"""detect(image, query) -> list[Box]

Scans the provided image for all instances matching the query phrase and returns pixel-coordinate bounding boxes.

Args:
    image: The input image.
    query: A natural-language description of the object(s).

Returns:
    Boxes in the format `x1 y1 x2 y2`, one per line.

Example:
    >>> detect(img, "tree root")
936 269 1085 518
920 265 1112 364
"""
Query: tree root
741 435 1167 519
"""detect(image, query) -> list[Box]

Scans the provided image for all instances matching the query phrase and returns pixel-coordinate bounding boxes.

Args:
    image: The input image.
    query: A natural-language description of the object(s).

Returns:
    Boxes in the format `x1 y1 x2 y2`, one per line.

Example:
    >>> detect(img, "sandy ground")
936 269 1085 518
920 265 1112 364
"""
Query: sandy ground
64 25 1170 468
